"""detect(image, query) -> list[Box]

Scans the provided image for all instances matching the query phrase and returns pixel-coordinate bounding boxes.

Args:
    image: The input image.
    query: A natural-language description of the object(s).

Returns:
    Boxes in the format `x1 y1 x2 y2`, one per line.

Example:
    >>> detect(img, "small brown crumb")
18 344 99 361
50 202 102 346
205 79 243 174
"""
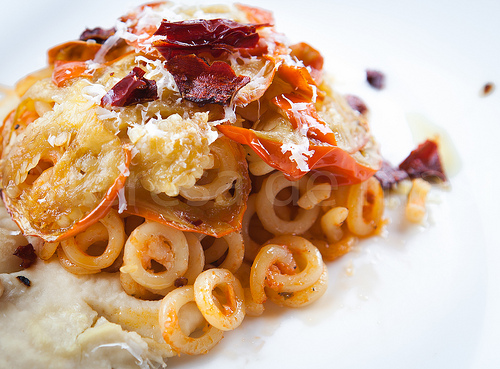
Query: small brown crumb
16 276 31 287
79 27 116 44
482 82 495 96
174 277 188 288
345 94 368 115
13 244 37 269
277 292 293 300
366 69 385 90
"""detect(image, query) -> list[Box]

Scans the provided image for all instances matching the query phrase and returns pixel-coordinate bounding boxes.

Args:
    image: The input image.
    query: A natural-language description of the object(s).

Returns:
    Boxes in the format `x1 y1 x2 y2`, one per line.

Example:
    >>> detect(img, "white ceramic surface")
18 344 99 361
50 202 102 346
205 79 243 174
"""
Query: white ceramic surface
0 0 498 368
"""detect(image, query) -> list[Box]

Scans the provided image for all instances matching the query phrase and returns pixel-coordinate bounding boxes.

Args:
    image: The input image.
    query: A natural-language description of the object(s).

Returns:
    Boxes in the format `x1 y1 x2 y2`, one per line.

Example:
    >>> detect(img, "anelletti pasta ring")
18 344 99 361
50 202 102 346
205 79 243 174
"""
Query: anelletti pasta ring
346 176 384 236
61 209 125 271
159 285 223 355
122 221 189 290
262 235 324 293
266 263 328 308
256 171 320 235
194 268 246 331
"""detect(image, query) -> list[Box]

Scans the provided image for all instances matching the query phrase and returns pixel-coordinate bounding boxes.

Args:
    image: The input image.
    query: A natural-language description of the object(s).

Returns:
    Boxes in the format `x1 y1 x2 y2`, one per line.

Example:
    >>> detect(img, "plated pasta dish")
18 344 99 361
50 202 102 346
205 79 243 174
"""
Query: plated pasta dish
0 2 447 368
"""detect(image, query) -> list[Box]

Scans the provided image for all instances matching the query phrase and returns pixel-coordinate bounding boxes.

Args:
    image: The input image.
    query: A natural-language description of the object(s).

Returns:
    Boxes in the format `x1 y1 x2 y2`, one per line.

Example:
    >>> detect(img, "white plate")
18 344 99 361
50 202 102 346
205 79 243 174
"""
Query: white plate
1 0 498 368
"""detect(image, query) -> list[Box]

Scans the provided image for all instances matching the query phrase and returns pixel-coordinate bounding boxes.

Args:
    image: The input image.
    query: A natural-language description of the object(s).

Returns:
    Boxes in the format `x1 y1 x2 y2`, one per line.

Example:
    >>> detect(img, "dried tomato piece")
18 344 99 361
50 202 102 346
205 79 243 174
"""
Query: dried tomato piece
273 94 336 146
101 67 158 107
166 55 250 106
366 69 385 90
345 94 368 115
290 43 324 85
218 124 378 185
374 160 409 190
52 61 91 87
153 18 265 60
399 139 447 182
79 27 116 44
13 244 37 268
47 41 101 64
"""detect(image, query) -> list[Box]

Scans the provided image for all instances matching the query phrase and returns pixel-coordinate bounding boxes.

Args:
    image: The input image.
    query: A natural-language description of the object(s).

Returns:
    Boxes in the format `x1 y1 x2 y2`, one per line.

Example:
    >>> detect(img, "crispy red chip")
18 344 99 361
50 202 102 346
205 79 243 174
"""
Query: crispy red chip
374 160 409 190
399 139 447 181
13 244 37 269
79 27 116 44
166 54 250 106
153 18 265 59
101 67 158 107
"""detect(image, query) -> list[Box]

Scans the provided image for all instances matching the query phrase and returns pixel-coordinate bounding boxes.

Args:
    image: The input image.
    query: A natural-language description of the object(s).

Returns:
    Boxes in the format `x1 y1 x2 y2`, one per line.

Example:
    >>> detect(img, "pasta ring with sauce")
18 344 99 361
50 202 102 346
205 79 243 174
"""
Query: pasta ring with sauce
121 220 189 290
61 209 125 271
202 231 244 273
193 268 246 331
159 285 223 355
266 263 328 308
179 141 240 203
250 235 325 304
256 171 320 235
346 176 384 236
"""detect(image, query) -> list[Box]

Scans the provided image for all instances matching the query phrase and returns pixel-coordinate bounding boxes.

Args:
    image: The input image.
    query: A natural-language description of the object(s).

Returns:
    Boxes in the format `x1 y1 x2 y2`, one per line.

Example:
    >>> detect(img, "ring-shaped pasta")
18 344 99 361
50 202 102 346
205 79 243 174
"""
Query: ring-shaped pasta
179 172 237 202
193 268 245 331
178 142 239 202
405 178 431 223
202 232 244 273
256 171 320 235
249 243 294 304
183 233 205 285
241 194 269 262
266 263 328 308
122 221 189 290
57 246 99 275
313 235 357 262
263 235 324 293
38 241 59 260
346 176 384 236
321 206 348 243
159 285 223 355
297 183 332 210
61 209 125 271
245 147 274 176
234 261 265 317
119 271 162 300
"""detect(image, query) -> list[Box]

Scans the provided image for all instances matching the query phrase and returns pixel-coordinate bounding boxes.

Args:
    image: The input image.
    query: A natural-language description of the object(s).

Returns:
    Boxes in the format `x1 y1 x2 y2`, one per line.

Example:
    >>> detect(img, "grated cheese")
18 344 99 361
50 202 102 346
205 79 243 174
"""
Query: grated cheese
281 139 314 173
127 112 216 196
134 55 177 96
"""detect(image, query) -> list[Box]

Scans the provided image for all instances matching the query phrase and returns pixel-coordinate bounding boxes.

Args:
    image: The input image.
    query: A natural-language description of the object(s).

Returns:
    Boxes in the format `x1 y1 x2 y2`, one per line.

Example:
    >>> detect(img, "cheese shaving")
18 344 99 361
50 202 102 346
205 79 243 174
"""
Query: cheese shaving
127 112 216 196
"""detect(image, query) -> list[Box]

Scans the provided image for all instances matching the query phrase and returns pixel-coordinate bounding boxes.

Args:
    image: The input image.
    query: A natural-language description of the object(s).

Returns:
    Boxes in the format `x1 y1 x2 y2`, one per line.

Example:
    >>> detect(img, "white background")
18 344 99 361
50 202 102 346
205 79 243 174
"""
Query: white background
0 0 498 368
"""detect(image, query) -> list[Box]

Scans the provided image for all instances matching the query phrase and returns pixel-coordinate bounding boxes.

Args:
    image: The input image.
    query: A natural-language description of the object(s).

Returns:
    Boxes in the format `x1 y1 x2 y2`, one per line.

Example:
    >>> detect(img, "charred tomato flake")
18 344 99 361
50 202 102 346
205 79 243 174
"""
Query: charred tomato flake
13 244 37 269
79 27 116 44
345 94 368 115
101 67 158 107
374 160 409 190
174 277 188 288
191 219 203 227
482 82 495 96
153 18 265 60
399 139 447 182
16 275 31 287
166 54 250 106
366 69 385 90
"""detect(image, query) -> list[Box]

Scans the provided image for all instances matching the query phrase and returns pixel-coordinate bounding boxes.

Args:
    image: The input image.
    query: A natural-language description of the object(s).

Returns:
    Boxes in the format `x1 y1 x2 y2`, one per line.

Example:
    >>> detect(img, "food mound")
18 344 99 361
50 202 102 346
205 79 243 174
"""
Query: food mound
0 2 445 368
